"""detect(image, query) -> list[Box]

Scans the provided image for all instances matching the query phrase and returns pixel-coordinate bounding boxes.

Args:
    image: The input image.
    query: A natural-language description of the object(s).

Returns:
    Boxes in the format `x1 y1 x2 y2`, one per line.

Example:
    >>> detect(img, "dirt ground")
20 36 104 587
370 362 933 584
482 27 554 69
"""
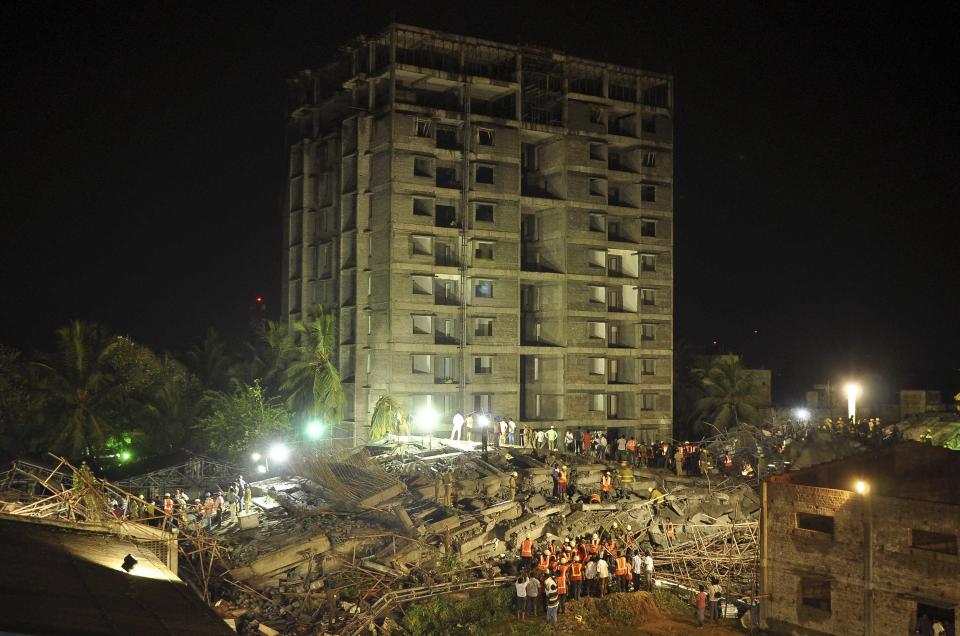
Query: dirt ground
490 591 746 635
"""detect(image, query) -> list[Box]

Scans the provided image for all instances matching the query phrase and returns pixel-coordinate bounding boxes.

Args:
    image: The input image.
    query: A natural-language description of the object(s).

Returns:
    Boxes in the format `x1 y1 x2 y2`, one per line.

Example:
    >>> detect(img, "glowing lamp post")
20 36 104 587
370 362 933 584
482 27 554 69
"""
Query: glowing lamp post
416 407 439 449
794 408 810 425
845 382 862 421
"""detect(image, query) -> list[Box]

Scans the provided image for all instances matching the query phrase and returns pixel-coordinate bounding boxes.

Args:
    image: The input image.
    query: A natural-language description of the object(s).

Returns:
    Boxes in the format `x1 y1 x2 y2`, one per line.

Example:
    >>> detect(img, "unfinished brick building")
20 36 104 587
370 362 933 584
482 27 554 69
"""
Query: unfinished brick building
280 24 674 445
761 442 960 635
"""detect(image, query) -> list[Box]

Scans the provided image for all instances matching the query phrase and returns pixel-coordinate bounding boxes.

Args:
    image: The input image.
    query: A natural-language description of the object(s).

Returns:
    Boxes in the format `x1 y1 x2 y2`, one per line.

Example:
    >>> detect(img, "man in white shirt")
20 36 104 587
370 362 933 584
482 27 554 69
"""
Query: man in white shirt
451 412 464 440
507 417 516 445
631 551 643 592
514 574 528 620
584 557 598 597
596 555 610 596
707 576 723 622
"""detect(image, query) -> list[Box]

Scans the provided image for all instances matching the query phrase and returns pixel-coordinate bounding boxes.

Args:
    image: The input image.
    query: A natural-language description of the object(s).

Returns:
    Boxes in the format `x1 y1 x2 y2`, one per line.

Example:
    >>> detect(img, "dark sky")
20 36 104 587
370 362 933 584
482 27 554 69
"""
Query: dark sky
2 1 958 403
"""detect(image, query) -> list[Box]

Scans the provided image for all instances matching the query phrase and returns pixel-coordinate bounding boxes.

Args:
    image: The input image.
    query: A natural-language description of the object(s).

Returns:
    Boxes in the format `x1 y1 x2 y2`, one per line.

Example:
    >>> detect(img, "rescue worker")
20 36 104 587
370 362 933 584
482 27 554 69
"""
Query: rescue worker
674 446 685 476
443 468 454 506
556 557 569 613
626 436 637 466
520 535 534 570
434 472 444 504
699 447 712 476
538 549 552 574
163 492 174 518
557 465 568 500
509 471 518 501
600 471 613 501
569 554 584 600
614 551 628 593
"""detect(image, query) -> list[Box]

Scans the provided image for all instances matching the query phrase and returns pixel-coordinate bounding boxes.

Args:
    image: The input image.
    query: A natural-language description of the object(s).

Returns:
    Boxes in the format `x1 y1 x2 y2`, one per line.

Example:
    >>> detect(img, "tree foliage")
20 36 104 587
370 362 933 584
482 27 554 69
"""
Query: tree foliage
282 305 344 425
369 395 408 441
31 322 126 459
196 380 291 455
692 354 762 433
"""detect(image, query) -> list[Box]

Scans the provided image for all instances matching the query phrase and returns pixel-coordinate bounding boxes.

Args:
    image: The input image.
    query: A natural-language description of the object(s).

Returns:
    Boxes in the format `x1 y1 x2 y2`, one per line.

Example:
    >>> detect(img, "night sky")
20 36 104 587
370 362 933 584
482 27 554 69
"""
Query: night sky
2 1 958 403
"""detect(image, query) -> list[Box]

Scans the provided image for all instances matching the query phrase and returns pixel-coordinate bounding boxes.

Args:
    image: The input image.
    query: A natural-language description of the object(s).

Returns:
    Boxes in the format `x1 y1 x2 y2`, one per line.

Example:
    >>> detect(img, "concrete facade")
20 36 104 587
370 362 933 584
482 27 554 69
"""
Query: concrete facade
761 443 960 635
281 24 674 446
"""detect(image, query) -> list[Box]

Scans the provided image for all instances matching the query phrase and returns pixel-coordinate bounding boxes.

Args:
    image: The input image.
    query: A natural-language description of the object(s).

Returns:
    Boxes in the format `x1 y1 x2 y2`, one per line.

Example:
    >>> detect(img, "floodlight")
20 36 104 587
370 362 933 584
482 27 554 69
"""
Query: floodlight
268 442 290 463
305 420 324 440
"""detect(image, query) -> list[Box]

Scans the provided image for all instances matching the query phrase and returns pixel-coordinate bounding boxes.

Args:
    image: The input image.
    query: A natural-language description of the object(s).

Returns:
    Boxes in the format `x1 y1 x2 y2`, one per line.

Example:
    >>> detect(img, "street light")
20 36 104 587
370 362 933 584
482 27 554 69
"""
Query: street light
305 419 324 440
794 408 810 423
251 452 262 463
845 382 862 421
416 407 439 449
855 479 869 495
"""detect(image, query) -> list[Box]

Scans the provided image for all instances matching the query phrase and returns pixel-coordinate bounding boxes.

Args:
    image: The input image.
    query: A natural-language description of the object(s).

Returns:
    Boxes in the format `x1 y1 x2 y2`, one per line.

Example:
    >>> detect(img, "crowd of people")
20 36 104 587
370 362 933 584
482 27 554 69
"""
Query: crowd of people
106 473 254 533
510 532 725 628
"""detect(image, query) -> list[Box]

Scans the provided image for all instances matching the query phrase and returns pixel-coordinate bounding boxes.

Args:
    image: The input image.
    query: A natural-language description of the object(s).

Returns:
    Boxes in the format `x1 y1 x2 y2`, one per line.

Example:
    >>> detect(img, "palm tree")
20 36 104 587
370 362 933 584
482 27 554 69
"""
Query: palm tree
185 328 234 394
369 395 408 441
692 354 761 433
32 321 124 459
282 305 345 426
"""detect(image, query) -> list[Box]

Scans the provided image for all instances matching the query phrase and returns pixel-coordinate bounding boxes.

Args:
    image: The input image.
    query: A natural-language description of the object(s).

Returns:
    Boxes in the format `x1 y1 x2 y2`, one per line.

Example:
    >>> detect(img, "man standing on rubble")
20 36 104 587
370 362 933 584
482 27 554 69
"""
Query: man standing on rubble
674 446 685 477
569 554 583 599
630 549 642 592
509 472 518 502
443 468 454 506
600 471 613 501
507 416 516 445
546 425 558 451
451 412 464 440
558 465 568 500
434 471 444 504
520 535 533 569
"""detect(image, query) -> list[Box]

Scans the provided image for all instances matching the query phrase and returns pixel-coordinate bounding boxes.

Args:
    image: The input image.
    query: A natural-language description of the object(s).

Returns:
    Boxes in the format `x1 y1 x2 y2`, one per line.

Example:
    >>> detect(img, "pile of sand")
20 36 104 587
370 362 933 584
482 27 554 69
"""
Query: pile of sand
565 591 664 627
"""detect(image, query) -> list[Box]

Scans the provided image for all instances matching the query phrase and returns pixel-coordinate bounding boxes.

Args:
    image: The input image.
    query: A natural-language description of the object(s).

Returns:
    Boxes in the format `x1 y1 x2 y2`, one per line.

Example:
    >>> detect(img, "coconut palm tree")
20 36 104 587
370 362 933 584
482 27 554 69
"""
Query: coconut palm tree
32 321 124 459
369 395 408 441
185 328 234 394
282 305 344 427
692 354 761 433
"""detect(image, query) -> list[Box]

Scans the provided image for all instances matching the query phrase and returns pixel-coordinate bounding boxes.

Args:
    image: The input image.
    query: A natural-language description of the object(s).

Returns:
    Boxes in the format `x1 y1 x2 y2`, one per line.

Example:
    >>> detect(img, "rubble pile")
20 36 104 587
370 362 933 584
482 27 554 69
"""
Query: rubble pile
207 440 762 634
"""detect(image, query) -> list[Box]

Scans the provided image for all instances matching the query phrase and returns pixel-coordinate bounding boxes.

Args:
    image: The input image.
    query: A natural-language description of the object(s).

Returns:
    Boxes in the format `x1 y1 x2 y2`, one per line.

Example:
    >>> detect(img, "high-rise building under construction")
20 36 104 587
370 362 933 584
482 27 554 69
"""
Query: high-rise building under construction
281 24 674 446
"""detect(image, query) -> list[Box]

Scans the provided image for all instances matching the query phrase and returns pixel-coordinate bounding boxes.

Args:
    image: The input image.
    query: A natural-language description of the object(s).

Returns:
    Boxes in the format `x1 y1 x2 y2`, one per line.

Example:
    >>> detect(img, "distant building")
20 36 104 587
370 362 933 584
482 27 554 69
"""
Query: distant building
280 24 675 445
761 443 960 634
900 389 944 419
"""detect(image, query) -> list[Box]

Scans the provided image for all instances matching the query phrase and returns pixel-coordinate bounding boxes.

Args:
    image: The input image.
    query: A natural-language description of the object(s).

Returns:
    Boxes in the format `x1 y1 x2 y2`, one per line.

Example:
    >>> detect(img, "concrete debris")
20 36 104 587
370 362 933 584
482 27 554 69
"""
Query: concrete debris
174 439 774 634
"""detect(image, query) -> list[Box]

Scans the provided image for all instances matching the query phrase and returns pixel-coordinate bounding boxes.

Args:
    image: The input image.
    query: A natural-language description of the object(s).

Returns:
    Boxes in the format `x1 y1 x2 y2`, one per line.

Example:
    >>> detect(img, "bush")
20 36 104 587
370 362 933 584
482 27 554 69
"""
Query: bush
403 588 513 635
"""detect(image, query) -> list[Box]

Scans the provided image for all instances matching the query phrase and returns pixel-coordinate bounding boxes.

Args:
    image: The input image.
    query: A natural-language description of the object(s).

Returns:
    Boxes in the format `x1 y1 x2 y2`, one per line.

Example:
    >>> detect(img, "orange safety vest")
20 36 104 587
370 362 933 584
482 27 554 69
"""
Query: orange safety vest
604 540 616 554
558 468 568 484
615 556 627 576
626 439 637 451
538 553 550 571
570 562 583 580
557 565 568 594
163 498 173 514
724 454 734 468
589 541 600 555
521 539 532 557
666 522 675 538
600 475 612 491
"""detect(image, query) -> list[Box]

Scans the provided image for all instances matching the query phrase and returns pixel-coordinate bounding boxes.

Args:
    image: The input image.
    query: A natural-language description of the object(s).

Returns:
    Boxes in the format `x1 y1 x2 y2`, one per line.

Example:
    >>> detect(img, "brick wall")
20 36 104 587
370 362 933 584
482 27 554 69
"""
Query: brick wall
763 481 960 635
